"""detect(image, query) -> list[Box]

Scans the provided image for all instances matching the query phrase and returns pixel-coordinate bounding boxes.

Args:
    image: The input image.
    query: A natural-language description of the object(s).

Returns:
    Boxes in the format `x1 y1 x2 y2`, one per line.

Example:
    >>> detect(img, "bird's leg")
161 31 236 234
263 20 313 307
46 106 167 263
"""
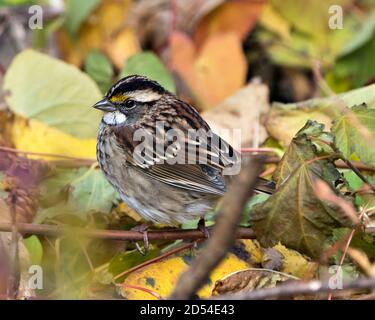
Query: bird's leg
197 218 210 239
132 223 150 256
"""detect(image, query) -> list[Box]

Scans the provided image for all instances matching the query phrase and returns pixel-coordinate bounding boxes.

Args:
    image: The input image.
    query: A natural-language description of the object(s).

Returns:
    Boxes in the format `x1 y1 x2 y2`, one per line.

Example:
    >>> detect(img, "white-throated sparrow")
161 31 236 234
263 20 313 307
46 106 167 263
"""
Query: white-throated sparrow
93 75 273 228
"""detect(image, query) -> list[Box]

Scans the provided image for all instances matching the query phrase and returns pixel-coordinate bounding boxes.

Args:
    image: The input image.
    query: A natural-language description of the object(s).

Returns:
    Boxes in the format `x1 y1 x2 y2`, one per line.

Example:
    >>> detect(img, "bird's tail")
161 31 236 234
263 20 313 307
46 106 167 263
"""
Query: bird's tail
254 177 276 195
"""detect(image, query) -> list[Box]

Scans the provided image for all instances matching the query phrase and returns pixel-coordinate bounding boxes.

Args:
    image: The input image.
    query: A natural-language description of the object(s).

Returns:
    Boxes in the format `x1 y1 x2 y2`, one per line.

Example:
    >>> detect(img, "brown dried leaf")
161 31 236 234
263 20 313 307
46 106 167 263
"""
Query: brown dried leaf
212 268 296 296
171 32 247 109
202 82 269 147
251 121 353 258
0 151 50 223
261 248 283 271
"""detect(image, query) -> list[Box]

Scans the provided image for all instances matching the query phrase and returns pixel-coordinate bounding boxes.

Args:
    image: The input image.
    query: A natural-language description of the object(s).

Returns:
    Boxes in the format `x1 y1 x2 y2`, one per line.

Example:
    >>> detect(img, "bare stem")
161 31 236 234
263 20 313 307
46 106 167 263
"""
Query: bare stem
214 276 375 300
0 222 256 242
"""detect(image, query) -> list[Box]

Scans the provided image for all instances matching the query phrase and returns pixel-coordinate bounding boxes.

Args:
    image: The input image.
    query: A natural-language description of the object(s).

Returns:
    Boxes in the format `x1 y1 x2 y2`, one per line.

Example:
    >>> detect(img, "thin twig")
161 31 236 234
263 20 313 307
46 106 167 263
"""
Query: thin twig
114 240 202 282
241 148 276 154
312 60 335 96
320 229 353 264
78 241 95 272
339 155 375 192
260 165 276 178
261 156 375 172
334 160 375 172
0 222 256 242
214 276 375 300
0 146 96 163
120 284 163 300
170 157 264 299
2 145 374 172
314 180 360 225
327 206 367 300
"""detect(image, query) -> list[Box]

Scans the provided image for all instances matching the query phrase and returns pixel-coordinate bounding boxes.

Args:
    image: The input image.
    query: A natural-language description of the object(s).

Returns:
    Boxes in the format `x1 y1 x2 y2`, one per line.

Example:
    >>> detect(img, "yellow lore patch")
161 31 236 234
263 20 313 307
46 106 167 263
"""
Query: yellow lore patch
110 94 128 103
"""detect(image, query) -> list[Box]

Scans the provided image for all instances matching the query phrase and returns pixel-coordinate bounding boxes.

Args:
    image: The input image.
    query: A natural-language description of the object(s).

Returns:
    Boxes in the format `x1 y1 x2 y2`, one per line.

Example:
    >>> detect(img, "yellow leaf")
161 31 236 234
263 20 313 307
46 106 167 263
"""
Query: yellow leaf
198 254 249 298
241 239 264 264
105 28 140 69
115 202 143 222
260 4 291 40
12 117 96 160
57 0 136 66
121 252 249 300
273 243 318 279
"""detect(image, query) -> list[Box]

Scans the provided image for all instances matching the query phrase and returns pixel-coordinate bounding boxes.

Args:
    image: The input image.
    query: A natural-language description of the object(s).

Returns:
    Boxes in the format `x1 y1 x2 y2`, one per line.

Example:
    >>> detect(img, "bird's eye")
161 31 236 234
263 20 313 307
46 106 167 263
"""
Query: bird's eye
125 99 136 109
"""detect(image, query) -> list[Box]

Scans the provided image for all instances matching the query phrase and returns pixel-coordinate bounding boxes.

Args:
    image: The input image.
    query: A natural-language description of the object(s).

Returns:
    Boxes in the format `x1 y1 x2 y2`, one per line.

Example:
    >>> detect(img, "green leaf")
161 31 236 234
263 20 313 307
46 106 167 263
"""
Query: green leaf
69 167 118 214
334 34 375 88
64 0 100 36
270 0 351 37
38 168 76 208
109 247 160 282
36 167 117 222
0 0 35 5
267 83 375 145
340 10 375 56
330 228 375 259
32 16 65 49
120 52 175 93
84 50 114 94
23 236 43 265
332 104 375 167
23 235 43 265
241 193 269 227
4 49 102 139
342 171 367 206
324 10 375 89
260 1 359 68
251 121 352 258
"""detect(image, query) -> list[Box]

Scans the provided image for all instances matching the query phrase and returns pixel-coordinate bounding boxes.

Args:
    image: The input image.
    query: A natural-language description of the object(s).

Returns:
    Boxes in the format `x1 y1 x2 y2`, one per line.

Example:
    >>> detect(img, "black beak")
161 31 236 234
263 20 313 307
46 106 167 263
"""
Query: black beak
92 98 116 112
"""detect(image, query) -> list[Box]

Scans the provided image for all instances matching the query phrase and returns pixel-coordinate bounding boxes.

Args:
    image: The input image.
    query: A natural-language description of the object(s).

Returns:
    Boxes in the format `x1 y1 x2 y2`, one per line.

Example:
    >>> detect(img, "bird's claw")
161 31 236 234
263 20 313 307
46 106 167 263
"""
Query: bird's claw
132 223 150 256
197 218 210 239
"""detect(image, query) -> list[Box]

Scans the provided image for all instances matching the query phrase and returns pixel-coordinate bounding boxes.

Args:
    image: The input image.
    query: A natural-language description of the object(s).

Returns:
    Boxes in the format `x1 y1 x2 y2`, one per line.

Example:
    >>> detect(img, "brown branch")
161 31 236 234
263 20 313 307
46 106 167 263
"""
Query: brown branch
339 156 375 192
261 156 375 172
2 146 374 173
240 148 276 154
114 240 202 282
312 60 335 96
0 222 256 242
214 276 375 300
0 146 96 164
170 157 264 300
327 206 367 300
335 160 375 172
7 191 20 299
262 155 375 172
314 180 360 225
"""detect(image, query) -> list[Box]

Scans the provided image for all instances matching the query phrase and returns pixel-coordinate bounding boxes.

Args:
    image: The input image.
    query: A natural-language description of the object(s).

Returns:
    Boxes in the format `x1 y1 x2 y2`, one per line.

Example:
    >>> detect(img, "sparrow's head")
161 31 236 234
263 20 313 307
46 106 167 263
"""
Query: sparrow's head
93 75 167 126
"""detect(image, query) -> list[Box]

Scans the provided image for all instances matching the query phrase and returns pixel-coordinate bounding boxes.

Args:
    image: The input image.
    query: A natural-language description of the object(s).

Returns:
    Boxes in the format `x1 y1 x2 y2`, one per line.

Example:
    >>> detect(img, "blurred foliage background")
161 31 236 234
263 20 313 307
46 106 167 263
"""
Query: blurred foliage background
1 0 375 105
0 0 375 300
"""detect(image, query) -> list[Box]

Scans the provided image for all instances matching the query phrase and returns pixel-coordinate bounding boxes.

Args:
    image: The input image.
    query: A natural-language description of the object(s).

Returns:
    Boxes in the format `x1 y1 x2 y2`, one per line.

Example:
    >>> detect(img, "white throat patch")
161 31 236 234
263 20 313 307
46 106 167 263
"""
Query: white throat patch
103 111 127 125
